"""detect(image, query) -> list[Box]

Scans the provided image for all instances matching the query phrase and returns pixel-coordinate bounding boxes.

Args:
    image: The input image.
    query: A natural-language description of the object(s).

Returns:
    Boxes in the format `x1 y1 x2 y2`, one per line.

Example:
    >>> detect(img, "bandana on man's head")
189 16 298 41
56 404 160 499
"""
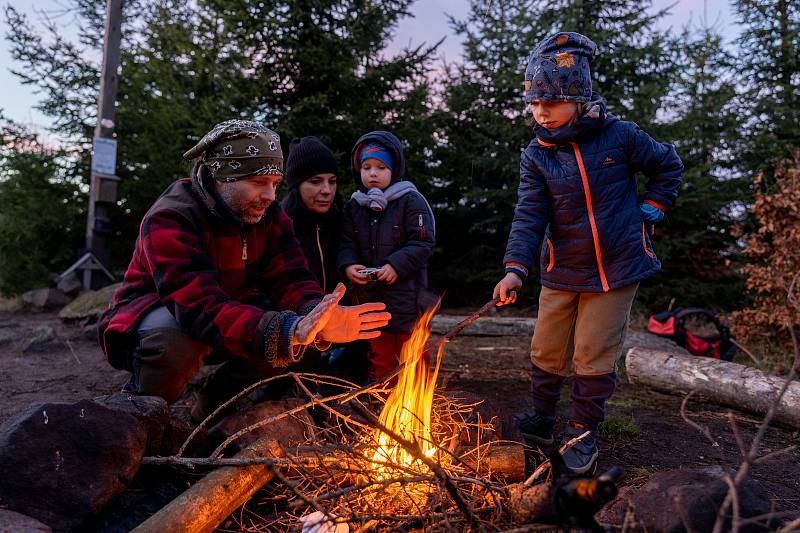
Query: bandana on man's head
359 143 393 170
183 119 284 182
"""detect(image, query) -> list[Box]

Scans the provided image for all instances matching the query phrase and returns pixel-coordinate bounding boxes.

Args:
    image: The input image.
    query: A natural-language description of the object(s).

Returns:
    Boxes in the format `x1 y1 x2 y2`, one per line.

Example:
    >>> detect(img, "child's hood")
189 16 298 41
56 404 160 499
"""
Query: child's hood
350 131 406 191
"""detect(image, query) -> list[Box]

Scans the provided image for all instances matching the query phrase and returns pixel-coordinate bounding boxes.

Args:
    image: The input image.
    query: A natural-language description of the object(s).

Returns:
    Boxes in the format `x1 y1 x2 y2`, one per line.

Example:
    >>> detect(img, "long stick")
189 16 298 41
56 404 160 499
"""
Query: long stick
424 297 500 353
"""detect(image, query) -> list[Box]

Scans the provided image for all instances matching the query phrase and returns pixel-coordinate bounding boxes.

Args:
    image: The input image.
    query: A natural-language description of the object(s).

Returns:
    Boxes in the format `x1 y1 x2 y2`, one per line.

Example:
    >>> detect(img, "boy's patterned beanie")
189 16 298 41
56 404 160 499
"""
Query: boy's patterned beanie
284 136 339 190
524 32 597 103
359 143 394 171
183 119 283 182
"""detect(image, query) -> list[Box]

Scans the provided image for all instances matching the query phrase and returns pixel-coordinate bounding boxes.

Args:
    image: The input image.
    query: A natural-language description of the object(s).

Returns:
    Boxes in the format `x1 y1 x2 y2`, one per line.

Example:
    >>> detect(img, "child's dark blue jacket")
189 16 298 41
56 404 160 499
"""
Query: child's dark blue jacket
503 112 683 292
338 131 436 333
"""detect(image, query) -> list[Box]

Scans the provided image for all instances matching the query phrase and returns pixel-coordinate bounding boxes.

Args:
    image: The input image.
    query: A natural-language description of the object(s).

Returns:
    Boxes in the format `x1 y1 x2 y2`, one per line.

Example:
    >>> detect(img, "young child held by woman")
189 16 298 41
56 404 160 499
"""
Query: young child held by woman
338 131 436 382
494 32 683 474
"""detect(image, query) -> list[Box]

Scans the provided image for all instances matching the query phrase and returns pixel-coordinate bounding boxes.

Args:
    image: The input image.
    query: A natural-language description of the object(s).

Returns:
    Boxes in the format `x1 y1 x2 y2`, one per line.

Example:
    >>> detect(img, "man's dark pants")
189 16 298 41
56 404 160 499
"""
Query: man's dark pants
123 306 284 405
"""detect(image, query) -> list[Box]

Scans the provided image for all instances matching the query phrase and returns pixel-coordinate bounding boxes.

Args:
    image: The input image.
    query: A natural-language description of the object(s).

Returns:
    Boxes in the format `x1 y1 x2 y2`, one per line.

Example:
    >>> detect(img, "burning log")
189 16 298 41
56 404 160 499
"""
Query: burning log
131 437 284 533
626 347 800 429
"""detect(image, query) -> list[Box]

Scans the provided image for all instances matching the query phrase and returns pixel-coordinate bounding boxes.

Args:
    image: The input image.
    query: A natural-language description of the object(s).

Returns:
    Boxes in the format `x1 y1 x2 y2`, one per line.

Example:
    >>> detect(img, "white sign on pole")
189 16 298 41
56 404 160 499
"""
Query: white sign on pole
91 137 117 176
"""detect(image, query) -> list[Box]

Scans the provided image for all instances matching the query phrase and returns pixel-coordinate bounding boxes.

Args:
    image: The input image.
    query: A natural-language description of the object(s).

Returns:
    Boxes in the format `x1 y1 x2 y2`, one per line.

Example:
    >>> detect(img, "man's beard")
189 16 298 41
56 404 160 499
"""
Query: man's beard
217 182 269 224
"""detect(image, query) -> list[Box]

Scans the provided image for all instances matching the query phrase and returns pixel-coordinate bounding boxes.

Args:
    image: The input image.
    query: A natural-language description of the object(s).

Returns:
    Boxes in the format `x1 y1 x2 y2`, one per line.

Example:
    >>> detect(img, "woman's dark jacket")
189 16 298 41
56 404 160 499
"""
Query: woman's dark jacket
503 110 683 292
281 189 342 294
338 131 436 333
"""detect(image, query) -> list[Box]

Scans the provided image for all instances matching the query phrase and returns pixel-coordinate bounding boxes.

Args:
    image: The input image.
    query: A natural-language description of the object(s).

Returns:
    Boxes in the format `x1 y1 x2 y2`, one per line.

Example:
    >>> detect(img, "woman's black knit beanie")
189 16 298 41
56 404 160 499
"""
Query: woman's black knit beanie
284 136 338 189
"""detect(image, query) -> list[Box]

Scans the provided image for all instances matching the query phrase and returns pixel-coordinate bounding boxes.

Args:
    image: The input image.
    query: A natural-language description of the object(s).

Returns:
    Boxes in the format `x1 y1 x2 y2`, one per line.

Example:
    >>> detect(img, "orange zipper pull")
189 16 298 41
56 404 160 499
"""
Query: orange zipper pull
241 237 248 261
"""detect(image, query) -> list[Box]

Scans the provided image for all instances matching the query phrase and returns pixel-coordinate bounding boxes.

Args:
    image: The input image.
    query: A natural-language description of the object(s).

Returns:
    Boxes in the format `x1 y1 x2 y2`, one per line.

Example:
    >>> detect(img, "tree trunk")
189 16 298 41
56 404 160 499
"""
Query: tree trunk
625 347 800 429
131 437 284 533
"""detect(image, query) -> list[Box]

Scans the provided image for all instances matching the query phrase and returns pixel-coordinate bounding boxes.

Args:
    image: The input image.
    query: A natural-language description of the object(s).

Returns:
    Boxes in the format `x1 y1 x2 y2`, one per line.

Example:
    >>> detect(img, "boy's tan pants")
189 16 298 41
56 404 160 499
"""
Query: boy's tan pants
531 283 638 376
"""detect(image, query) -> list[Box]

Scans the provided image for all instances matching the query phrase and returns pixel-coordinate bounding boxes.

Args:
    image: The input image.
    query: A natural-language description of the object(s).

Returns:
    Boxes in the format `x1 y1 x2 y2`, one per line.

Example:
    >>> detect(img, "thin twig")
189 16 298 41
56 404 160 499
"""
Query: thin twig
724 475 740 533
711 289 800 533
523 430 590 486
727 412 747 458
64 339 80 364
680 391 720 448
730 339 761 367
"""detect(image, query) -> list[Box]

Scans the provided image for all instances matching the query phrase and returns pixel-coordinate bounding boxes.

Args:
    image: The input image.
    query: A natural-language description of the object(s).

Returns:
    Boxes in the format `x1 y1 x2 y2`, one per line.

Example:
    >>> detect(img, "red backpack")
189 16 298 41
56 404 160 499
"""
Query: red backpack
647 307 736 361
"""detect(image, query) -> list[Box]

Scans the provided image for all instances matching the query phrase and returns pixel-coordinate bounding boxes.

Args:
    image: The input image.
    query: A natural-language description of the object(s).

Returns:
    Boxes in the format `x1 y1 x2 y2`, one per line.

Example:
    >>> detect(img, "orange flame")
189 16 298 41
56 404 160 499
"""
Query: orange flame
370 304 444 474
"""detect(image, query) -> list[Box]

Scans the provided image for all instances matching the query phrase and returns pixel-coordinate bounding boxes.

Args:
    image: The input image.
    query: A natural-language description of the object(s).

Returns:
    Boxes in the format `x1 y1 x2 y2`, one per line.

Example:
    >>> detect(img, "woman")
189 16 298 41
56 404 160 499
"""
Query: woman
281 136 342 293
281 136 368 385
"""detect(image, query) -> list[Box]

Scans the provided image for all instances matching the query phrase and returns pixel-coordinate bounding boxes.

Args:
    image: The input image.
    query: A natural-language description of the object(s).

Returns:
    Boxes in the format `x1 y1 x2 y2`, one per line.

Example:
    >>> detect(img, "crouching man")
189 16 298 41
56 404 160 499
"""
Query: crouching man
97 120 390 420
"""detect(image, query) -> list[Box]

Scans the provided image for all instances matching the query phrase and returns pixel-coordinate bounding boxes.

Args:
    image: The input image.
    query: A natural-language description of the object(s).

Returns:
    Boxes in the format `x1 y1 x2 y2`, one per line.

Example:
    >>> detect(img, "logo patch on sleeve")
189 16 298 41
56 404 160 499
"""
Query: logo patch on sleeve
601 155 616 166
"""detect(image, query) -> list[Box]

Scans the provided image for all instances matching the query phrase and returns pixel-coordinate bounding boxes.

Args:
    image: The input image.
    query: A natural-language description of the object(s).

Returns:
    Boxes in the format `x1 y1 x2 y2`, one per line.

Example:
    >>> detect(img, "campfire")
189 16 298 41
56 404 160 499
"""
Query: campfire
367 304 441 477
137 302 618 532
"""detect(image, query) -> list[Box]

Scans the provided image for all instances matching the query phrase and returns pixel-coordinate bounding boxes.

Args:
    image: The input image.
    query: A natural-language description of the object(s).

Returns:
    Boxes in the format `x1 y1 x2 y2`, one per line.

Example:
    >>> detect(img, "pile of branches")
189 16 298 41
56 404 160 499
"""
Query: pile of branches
148 371 522 532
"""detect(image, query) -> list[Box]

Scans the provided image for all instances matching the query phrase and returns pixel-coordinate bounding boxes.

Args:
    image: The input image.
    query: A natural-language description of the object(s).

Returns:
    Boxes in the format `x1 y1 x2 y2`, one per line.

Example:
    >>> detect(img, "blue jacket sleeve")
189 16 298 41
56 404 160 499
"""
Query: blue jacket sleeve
337 201 361 271
502 149 551 279
385 192 435 279
627 124 684 210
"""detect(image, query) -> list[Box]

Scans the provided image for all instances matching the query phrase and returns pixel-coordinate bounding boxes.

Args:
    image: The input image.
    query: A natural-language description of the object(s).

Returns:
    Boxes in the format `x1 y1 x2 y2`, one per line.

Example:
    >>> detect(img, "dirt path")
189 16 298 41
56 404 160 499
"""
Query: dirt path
1 308 798 518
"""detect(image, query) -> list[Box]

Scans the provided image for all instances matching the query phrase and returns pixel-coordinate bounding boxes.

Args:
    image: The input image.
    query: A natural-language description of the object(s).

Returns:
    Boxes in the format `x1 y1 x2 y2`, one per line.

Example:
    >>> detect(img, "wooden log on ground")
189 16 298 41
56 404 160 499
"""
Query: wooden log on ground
431 315 536 337
132 437 284 533
626 347 800 429
458 442 526 482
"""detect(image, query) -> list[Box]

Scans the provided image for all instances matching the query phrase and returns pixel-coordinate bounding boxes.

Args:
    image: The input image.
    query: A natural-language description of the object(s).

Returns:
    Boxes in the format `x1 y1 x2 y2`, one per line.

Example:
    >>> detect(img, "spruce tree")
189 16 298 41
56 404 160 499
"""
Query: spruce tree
4 0 437 271
0 118 85 294
732 0 800 181
652 23 747 309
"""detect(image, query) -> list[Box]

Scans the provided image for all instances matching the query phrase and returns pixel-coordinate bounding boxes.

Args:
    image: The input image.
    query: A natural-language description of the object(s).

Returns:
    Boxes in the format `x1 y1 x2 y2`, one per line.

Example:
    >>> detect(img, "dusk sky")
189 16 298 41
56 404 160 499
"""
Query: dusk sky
1 0 740 136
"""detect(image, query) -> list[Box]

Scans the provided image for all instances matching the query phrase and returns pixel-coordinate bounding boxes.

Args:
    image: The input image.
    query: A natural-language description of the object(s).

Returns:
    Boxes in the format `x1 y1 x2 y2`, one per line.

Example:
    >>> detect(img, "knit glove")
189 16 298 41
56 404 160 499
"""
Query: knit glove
640 203 665 223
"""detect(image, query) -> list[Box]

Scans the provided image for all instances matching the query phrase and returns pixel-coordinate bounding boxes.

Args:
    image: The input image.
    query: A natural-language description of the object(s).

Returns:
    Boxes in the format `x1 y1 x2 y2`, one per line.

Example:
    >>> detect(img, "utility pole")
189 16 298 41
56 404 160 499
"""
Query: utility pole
63 0 123 290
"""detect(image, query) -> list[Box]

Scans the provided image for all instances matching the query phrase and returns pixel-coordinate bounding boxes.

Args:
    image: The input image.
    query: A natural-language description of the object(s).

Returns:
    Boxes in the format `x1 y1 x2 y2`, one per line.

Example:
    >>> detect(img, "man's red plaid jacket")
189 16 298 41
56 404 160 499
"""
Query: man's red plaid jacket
97 174 323 371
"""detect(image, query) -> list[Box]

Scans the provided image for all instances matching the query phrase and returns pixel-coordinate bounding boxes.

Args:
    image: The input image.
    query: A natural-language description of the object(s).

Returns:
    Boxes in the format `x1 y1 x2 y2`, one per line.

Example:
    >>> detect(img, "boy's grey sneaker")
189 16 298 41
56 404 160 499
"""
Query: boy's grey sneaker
515 411 555 447
562 422 599 475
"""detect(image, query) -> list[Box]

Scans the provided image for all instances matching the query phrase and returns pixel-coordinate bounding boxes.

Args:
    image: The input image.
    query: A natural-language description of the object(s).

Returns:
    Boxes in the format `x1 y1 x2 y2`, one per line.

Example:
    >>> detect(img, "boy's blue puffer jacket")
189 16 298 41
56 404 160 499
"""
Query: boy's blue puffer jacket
503 117 683 292
338 131 436 333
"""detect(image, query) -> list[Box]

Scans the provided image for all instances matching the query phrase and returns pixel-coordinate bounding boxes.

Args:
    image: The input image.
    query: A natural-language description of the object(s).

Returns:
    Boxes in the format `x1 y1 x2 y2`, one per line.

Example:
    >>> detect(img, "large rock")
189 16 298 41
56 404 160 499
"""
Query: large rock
159 414 210 457
0 400 147 532
599 466 772 532
58 283 121 323
210 398 317 452
0 321 25 346
93 393 169 455
55 272 82 297
21 288 72 311
0 510 52 532
20 326 58 353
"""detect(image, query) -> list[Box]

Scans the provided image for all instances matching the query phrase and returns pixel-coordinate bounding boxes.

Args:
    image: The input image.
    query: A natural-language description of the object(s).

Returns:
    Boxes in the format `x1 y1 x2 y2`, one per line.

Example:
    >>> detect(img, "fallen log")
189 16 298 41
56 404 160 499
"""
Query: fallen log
131 437 284 533
458 442 526 482
430 315 536 337
625 347 800 429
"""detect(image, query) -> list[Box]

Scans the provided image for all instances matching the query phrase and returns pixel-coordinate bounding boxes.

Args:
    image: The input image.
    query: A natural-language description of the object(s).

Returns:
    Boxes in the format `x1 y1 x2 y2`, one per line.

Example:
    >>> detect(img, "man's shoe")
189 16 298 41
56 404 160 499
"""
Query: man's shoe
561 422 598 475
515 411 555 447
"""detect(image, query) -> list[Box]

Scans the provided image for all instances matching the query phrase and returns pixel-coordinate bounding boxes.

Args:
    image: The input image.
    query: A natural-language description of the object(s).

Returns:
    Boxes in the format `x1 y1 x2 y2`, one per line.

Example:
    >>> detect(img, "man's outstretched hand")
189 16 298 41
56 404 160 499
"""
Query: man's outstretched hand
293 283 391 345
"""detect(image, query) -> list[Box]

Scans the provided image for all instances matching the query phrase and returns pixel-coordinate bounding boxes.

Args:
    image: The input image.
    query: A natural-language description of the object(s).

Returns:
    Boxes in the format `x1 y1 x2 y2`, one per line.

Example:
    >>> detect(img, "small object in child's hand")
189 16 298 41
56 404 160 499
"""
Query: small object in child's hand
357 268 381 281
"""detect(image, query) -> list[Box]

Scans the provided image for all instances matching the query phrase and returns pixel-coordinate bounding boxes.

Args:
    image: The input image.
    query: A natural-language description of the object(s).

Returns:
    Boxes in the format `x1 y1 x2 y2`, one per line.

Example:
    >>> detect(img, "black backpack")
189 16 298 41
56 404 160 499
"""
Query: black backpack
647 307 736 361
